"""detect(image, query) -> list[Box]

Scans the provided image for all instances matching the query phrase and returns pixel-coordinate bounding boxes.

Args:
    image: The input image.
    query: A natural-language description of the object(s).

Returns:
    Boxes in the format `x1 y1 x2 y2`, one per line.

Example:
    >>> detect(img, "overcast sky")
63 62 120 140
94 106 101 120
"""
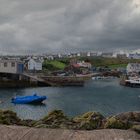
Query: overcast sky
0 0 140 54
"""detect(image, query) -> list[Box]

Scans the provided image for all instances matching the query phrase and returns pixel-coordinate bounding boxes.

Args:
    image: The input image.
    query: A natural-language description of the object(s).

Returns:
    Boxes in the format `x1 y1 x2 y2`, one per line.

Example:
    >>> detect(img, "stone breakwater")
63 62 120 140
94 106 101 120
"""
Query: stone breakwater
0 110 140 134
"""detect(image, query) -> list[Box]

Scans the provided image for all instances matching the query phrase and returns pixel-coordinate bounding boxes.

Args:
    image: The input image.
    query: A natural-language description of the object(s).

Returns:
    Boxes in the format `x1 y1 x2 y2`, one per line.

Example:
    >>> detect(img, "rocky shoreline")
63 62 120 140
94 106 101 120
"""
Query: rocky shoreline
0 110 140 134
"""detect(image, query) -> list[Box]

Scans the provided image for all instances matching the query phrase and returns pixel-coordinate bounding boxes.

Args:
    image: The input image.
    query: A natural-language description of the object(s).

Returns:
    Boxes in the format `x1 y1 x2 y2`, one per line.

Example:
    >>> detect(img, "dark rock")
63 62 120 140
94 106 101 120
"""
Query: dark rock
0 109 140 133
37 110 70 128
104 112 140 130
0 110 21 125
73 112 104 130
104 117 130 129
115 112 140 122
131 125 140 134
20 119 37 127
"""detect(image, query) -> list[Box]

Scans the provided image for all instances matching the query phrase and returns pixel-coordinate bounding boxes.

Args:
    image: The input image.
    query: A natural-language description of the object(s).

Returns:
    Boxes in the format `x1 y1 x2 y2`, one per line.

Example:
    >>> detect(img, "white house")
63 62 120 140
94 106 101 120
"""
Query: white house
128 53 140 59
77 53 81 57
27 58 42 71
126 63 140 73
0 60 24 74
87 52 91 57
77 61 92 68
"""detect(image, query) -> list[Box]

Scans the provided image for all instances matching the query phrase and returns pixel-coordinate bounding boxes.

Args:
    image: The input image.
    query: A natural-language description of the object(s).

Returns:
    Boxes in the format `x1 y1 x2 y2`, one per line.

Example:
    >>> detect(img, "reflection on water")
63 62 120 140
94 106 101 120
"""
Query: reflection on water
0 79 140 120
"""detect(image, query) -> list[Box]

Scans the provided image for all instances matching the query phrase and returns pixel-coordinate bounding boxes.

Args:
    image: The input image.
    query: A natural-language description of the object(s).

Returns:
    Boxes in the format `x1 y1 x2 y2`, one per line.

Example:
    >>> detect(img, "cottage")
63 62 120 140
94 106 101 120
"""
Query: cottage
77 53 81 57
0 60 24 74
77 61 92 68
27 58 42 71
87 52 91 57
126 63 140 73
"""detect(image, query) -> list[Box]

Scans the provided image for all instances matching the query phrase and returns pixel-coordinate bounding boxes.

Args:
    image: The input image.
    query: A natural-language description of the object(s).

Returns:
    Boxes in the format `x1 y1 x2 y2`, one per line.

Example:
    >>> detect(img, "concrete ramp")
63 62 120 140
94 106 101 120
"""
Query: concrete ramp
0 125 139 140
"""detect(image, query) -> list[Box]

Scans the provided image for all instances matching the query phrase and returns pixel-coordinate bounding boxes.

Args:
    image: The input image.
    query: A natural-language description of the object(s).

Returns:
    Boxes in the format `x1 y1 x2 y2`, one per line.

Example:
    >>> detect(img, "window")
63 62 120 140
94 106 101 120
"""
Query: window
11 62 15 67
4 62 7 67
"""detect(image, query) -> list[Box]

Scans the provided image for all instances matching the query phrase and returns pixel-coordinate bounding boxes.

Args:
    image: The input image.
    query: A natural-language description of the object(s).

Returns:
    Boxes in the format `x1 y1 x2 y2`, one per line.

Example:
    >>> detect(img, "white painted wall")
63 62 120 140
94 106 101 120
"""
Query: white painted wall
28 59 42 71
127 63 140 73
0 61 17 73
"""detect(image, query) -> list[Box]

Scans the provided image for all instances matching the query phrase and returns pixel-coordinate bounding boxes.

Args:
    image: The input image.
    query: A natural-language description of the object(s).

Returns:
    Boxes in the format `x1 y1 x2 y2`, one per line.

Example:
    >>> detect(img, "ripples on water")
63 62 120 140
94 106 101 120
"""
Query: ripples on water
0 79 140 120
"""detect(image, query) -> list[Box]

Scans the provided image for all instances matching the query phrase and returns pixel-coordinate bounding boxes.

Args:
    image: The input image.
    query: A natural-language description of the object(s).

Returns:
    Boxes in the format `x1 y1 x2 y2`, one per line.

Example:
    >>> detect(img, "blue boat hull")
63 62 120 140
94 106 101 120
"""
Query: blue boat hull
11 95 47 104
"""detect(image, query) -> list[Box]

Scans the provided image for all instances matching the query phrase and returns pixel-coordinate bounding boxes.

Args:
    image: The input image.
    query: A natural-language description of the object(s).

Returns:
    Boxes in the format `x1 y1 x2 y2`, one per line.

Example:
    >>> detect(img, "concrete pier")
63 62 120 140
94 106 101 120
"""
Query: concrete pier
0 125 139 140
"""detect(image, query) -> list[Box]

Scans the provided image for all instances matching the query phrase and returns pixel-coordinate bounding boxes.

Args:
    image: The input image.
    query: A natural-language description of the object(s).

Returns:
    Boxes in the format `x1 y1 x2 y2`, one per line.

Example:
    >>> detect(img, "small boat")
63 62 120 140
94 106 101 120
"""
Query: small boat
125 78 140 87
121 78 140 88
11 94 47 104
92 76 103 80
92 76 115 80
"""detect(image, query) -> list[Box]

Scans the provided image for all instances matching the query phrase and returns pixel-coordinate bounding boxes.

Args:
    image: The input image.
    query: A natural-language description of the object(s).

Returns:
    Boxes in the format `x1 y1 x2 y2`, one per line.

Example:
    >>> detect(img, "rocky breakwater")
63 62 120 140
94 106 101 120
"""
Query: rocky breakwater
0 110 140 134
34 111 104 130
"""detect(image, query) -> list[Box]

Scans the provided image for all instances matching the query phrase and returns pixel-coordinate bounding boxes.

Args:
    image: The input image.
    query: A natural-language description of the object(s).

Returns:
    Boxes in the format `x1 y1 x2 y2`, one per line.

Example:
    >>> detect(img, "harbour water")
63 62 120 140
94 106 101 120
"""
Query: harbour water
0 79 140 120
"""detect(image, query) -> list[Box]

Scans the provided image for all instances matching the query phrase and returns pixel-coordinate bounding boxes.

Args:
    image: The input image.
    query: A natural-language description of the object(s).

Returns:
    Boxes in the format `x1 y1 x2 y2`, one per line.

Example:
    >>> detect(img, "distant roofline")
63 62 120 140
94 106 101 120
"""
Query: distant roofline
29 58 42 63
0 59 23 63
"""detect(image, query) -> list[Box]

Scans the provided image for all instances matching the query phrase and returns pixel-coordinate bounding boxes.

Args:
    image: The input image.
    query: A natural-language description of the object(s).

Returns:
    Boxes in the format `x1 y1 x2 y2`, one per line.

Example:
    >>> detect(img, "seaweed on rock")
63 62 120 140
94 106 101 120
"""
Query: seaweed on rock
0 109 140 134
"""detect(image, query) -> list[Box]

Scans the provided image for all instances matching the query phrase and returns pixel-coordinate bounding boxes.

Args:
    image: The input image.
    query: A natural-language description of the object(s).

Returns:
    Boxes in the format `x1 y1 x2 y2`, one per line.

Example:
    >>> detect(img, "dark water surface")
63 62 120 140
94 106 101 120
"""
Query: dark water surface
0 79 140 120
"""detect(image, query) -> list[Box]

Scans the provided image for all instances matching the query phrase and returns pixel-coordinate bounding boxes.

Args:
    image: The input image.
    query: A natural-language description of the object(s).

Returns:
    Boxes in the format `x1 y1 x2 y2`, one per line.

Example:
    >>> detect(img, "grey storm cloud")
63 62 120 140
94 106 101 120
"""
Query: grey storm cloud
0 0 140 54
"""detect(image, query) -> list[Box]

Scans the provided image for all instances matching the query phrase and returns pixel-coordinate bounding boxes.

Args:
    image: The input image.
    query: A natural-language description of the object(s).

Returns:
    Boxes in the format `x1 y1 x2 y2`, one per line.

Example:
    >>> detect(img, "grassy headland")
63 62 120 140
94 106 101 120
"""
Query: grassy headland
43 57 140 71
79 57 140 67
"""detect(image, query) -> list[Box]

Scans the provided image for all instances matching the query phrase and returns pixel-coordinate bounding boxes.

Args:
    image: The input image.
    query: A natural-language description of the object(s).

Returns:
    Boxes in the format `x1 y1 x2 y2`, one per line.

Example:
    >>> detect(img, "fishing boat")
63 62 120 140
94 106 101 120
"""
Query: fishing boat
121 77 140 88
11 94 47 104
125 78 140 87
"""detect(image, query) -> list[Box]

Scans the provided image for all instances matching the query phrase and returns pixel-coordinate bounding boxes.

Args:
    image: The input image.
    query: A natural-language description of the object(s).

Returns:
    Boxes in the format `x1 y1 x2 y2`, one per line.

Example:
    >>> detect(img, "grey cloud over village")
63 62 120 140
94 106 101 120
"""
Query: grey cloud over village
0 0 140 54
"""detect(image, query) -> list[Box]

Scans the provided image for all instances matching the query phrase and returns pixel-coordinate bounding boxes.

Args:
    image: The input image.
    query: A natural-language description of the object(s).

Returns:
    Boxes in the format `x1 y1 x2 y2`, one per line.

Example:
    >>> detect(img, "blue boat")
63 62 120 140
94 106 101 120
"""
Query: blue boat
11 94 47 104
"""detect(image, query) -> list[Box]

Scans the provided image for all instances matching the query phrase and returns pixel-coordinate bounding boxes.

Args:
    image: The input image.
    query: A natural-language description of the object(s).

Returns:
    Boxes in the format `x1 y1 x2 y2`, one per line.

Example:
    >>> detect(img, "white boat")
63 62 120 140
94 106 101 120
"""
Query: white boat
92 76 115 80
125 78 140 87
